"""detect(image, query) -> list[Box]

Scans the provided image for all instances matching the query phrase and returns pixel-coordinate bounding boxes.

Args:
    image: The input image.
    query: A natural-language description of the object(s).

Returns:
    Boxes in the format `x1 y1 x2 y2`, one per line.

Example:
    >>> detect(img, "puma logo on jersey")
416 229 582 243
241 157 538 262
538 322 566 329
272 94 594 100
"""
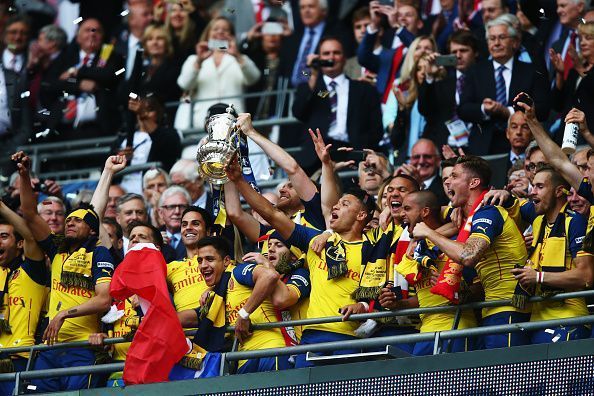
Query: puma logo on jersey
476 226 488 233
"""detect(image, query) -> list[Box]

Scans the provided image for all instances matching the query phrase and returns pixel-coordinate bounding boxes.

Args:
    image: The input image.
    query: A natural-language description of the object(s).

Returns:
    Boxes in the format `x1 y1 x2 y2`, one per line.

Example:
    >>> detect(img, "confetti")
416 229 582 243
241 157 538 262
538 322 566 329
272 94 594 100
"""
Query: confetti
317 90 330 98
552 334 561 343
582 18 586 24
120 9 130 17
35 129 51 138
20 91 30 99
27 385 37 391
301 70 310 77
544 328 555 334
73 17 83 25
8 6 16 12
115 68 125 76
38 108 51 116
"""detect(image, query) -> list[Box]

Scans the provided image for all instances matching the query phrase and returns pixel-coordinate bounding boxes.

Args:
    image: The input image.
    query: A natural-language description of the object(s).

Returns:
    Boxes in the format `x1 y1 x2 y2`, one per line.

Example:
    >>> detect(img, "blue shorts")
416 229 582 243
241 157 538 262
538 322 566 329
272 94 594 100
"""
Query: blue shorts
169 353 222 380
237 355 290 374
413 337 474 356
30 347 102 392
370 326 417 354
0 357 27 396
531 325 590 344
294 330 360 368
481 311 530 349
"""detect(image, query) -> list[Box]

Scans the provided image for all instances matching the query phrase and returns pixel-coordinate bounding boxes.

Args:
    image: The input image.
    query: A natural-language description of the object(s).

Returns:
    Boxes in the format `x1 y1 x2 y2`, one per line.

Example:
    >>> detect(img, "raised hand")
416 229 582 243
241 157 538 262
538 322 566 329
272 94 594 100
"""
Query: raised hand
309 128 332 164
11 151 31 177
224 154 243 182
105 155 127 174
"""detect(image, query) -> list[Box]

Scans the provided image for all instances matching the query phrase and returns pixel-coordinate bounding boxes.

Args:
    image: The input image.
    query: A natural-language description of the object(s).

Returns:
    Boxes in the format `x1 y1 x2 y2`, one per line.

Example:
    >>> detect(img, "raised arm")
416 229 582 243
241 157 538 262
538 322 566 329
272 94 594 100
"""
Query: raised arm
412 222 490 267
309 128 340 225
226 157 295 241
224 181 264 243
90 155 127 219
237 113 317 201
512 255 594 291
566 108 594 149
516 94 582 190
0 200 44 261
12 152 51 242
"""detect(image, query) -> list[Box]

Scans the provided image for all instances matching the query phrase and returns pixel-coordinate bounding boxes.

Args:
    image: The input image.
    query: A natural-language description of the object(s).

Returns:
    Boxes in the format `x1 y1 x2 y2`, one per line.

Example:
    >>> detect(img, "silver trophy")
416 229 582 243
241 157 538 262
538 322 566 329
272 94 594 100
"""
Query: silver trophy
196 105 239 185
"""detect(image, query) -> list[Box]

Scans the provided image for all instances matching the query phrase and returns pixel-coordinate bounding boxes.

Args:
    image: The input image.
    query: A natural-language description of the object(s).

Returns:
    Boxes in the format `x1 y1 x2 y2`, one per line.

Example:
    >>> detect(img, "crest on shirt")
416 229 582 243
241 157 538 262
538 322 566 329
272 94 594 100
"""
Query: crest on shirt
326 244 346 263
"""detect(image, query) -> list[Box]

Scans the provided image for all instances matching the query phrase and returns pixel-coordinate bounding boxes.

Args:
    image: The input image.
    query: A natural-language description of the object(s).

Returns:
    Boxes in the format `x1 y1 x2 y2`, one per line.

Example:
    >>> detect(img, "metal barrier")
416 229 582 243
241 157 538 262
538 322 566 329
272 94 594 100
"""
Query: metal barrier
1 289 594 392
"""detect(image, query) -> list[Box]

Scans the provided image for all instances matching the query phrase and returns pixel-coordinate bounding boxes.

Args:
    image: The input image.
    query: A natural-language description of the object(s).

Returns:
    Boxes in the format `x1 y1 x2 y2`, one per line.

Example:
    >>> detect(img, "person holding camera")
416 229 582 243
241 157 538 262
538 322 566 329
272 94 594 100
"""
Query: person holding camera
292 36 382 173
176 16 261 130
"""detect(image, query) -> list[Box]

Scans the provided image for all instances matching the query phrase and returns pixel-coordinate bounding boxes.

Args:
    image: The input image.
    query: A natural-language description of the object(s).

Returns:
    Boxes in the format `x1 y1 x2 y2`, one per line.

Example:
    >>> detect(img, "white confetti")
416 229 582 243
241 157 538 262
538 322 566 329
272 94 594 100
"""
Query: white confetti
120 9 130 16
27 385 37 391
36 129 51 138
552 334 561 343
73 17 83 24
115 68 125 76
544 328 555 334
539 8 544 14
20 91 30 98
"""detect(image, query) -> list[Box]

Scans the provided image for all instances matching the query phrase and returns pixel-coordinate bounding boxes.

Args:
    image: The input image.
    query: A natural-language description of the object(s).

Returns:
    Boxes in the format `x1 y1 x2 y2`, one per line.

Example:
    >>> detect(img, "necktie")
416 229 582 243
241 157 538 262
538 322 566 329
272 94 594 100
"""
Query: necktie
495 65 507 105
170 235 178 249
255 0 264 23
456 74 465 98
9 55 16 71
563 31 578 80
64 54 91 123
293 28 315 86
82 54 90 67
329 80 337 131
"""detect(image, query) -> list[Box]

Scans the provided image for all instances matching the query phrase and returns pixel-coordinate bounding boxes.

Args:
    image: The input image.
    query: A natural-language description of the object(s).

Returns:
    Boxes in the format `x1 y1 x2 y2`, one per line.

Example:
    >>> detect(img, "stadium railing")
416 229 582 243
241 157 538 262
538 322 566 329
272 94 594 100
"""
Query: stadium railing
1 289 593 394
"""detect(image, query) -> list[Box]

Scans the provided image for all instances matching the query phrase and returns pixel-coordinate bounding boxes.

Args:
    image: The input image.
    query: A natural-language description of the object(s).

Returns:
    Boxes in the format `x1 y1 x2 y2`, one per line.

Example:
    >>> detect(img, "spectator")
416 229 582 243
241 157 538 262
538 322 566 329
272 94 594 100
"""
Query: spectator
292 36 383 172
37 196 66 234
124 23 183 121
344 7 378 83
410 139 449 206
101 216 124 257
166 2 199 59
169 159 212 211
357 1 420 98
158 186 191 261
524 141 547 184
418 30 479 149
505 111 533 172
458 15 550 155
119 96 182 194
176 16 261 129
2 15 30 73
115 193 148 254
113 1 154 82
105 184 126 218
41 18 124 141
550 0 587 81
474 0 508 56
385 36 437 161
428 0 458 53
506 160 530 198
142 167 170 227
358 151 392 197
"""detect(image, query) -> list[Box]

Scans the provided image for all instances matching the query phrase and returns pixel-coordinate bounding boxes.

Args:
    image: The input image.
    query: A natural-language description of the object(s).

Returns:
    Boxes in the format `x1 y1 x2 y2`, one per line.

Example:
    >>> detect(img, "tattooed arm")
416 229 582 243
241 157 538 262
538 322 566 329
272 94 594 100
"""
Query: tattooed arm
412 222 490 267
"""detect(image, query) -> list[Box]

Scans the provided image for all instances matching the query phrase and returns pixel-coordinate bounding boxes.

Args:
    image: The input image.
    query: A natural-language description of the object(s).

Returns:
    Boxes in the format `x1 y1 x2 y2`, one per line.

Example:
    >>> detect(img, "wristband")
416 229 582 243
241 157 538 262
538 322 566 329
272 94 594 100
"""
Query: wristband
238 308 250 320
359 301 370 312
323 229 333 235
537 271 545 284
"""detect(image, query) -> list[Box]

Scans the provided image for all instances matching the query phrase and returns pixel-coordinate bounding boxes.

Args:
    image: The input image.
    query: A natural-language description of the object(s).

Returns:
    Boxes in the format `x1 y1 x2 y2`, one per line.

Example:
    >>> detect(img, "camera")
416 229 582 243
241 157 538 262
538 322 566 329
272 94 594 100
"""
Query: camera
310 58 335 68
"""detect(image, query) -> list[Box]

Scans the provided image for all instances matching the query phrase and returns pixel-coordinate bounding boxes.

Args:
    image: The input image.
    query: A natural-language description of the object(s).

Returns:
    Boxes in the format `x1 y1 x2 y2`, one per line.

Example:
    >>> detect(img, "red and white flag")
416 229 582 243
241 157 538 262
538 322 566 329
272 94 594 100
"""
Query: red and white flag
110 243 188 385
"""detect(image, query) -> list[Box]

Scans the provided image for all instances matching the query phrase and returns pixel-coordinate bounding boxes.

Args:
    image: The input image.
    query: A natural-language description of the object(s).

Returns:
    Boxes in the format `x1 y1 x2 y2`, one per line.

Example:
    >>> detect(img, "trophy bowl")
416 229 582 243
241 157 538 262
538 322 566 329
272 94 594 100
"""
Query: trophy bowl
196 106 238 185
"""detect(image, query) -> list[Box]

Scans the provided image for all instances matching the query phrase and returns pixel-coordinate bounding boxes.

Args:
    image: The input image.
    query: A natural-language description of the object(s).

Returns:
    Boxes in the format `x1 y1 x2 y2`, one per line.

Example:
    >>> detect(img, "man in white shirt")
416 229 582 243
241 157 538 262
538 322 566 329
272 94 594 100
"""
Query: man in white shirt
158 186 191 261
409 139 449 206
505 111 532 171
114 2 153 80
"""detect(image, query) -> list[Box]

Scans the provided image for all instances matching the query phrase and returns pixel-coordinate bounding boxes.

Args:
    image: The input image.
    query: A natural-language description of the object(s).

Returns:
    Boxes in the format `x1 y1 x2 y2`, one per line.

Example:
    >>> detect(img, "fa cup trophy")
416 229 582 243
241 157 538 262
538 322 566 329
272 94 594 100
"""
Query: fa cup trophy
196 104 239 184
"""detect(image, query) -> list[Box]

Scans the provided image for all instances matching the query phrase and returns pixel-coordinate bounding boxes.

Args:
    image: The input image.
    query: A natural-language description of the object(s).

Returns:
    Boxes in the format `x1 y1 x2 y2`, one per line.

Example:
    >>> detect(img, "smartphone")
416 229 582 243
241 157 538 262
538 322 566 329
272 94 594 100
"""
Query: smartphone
379 0 393 5
208 39 229 50
331 149 368 163
513 92 534 112
435 54 457 67
262 22 283 35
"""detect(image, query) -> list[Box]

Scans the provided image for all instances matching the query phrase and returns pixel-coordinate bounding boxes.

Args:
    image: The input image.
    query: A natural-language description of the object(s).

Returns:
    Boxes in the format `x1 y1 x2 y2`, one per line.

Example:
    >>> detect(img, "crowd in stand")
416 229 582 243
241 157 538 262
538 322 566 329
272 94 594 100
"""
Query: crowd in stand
1 0 594 393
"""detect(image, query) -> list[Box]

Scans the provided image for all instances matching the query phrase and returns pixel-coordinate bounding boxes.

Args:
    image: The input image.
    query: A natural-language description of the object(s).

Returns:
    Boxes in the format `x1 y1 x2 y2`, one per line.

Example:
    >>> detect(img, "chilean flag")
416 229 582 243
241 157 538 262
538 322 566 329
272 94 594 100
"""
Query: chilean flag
110 243 188 385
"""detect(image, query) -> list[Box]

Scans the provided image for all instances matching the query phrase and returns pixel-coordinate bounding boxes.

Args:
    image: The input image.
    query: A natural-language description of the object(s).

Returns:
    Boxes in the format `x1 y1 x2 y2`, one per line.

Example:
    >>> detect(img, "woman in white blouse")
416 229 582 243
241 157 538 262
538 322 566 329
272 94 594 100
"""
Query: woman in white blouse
176 16 261 129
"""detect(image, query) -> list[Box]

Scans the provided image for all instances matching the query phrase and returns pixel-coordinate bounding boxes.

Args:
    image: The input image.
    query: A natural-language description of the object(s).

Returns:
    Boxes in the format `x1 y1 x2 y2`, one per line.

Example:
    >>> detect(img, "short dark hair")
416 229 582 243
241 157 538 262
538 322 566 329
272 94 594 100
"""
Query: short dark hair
394 173 422 192
407 190 441 217
441 157 457 171
318 35 344 52
141 96 165 124
195 236 231 259
0 219 23 242
352 6 370 25
455 155 492 189
345 188 377 222
534 165 571 191
102 217 123 240
182 206 213 232
448 30 479 54
127 220 164 248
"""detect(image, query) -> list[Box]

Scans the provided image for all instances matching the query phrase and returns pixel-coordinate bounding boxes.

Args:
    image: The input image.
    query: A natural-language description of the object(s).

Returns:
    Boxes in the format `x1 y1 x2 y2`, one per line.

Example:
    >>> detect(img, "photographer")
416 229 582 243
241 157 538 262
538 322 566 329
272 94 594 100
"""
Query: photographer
292 36 382 173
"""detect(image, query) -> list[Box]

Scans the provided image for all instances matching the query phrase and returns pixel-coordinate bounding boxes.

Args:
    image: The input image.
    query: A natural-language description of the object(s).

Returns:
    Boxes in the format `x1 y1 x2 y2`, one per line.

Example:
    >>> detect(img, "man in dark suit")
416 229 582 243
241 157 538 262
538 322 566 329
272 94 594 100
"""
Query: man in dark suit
158 186 192 261
418 30 479 150
40 18 124 141
409 139 449 206
169 159 213 214
458 15 550 155
549 0 586 80
0 62 31 176
113 2 153 82
505 110 532 173
292 36 383 173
